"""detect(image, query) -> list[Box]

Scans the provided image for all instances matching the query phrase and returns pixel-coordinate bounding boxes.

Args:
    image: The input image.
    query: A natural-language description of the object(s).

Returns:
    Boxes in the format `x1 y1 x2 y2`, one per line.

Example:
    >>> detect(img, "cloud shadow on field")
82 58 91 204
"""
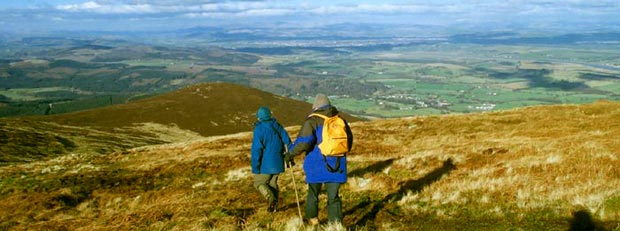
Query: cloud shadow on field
346 158 456 229
349 158 398 177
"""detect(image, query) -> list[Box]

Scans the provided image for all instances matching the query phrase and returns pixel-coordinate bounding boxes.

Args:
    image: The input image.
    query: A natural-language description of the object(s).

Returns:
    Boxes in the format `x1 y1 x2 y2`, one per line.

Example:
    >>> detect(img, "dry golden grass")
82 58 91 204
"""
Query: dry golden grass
2 100 620 230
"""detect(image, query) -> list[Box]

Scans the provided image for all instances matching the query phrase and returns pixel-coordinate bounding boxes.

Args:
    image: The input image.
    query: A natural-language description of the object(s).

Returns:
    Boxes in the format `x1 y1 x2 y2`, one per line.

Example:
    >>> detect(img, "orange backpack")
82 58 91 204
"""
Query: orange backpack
309 113 349 156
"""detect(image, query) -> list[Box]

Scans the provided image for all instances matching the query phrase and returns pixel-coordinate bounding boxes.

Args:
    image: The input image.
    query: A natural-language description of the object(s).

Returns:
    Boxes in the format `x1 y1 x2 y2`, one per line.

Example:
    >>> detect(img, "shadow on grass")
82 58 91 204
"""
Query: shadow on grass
349 158 398 177
281 200 306 213
346 158 456 229
568 210 606 231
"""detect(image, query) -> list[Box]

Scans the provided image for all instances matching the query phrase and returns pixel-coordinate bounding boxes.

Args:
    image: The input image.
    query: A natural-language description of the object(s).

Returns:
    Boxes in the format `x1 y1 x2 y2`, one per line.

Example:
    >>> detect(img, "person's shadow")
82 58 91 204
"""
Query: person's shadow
568 209 606 231
345 160 609 231
346 158 456 229
349 158 398 177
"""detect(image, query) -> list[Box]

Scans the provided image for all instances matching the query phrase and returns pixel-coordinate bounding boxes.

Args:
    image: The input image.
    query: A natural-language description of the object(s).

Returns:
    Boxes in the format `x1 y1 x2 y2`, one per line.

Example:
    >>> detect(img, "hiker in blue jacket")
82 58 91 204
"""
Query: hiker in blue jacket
251 106 292 212
285 94 353 226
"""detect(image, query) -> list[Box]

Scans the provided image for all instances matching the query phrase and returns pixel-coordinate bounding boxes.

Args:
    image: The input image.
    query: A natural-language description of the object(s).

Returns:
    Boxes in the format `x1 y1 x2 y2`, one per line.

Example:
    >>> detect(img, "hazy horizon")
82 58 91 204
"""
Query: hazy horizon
2 0 620 36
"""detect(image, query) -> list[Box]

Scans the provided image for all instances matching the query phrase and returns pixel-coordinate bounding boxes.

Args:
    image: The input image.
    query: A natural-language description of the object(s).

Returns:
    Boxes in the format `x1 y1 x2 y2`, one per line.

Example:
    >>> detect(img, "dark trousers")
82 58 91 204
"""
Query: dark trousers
306 182 343 223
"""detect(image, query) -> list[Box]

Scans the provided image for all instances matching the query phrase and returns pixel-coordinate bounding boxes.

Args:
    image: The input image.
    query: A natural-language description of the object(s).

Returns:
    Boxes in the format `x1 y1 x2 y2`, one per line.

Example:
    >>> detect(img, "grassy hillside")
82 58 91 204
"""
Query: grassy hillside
2 82 359 164
1 100 619 230
0 118 202 165
36 82 359 136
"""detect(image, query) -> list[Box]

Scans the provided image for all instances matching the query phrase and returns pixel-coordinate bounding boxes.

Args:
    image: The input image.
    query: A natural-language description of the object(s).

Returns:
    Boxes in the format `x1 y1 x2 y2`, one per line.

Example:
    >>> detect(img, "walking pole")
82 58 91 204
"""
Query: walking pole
289 160 303 221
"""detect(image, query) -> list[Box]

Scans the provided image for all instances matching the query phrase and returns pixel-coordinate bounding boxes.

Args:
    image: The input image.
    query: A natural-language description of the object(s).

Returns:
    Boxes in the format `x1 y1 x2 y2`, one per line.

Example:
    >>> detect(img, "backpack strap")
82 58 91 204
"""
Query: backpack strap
308 113 328 119
323 155 343 173
270 122 288 153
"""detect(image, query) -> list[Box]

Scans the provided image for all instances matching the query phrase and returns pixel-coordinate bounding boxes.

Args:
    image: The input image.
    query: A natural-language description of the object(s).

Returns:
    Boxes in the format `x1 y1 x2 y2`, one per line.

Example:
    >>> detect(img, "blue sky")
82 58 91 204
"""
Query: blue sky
2 0 620 34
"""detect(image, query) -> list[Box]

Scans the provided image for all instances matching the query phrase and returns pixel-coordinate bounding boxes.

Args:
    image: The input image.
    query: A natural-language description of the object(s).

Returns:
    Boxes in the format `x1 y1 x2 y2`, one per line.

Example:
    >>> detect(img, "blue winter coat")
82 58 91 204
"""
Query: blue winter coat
251 119 292 174
290 106 353 183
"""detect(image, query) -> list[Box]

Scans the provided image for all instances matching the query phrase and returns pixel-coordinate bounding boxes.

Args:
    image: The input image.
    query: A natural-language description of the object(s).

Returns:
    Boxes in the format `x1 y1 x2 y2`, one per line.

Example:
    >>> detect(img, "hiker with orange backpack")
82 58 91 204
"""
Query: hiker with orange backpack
284 94 353 226
252 106 292 212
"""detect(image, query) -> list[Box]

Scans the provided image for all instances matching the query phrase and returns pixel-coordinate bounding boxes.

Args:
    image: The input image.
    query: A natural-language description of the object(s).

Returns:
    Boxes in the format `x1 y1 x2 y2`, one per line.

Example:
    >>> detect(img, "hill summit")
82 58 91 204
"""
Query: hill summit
41 82 357 137
2 82 358 163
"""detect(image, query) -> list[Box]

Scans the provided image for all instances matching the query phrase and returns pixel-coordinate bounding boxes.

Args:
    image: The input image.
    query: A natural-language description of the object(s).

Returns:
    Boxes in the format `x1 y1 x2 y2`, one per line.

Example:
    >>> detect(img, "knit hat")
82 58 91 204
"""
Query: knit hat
312 93 331 109
256 107 271 121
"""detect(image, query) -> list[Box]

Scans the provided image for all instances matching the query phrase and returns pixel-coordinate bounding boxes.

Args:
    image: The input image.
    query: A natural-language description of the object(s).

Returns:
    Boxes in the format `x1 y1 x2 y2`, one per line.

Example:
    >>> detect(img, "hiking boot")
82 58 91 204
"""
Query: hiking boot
267 199 277 213
257 184 277 212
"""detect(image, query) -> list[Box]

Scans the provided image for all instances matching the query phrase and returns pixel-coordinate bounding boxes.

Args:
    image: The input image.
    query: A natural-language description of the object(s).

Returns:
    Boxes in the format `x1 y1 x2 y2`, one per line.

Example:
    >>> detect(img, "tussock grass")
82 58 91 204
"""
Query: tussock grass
2 100 620 230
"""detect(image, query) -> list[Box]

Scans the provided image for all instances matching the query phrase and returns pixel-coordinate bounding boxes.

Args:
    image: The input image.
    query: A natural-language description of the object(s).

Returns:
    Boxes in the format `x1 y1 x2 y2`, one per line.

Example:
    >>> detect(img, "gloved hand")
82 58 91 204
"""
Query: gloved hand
283 152 295 168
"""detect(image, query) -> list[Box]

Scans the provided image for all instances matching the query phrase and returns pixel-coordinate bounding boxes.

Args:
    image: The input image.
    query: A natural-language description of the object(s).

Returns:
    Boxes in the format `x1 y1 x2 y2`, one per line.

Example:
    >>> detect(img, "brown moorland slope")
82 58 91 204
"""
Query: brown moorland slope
1 82 360 163
0 119 168 163
37 82 360 137
1 100 619 230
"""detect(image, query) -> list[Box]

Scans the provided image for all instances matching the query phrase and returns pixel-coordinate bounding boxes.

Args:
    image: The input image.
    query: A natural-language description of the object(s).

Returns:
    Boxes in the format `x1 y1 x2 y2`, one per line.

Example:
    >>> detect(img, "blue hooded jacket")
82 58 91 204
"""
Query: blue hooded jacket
290 106 353 183
251 118 292 174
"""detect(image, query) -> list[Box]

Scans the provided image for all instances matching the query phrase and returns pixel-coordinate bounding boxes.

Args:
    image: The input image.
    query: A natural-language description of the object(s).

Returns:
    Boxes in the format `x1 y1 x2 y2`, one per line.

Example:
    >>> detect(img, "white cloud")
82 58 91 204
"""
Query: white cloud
197 4 219 12
56 1 157 14
238 8 295 17
358 3 432 13
50 1 620 18
56 1 101 11
55 1 288 15
1 0 616 32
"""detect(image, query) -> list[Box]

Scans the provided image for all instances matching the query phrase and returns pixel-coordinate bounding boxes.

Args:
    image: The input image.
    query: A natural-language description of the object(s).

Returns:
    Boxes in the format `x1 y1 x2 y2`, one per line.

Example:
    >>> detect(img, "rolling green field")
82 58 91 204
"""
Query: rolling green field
1 38 620 118
290 43 620 117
